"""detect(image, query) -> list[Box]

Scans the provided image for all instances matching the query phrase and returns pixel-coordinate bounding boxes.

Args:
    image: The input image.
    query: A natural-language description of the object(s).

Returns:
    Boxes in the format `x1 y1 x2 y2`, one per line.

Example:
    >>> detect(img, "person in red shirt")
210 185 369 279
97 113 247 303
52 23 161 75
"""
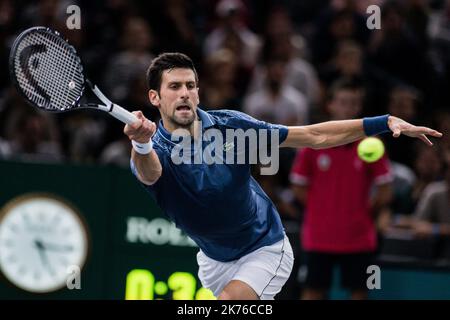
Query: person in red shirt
290 78 393 300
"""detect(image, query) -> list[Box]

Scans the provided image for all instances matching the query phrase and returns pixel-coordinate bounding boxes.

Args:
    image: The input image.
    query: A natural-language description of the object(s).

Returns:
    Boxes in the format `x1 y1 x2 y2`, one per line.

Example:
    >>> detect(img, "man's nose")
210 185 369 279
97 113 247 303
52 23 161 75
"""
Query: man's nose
179 85 189 99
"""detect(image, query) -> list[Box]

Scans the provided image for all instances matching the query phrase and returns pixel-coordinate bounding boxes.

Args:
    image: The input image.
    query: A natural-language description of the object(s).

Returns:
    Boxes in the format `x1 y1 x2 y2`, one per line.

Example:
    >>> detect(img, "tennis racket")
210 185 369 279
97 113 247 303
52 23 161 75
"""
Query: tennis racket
9 26 138 124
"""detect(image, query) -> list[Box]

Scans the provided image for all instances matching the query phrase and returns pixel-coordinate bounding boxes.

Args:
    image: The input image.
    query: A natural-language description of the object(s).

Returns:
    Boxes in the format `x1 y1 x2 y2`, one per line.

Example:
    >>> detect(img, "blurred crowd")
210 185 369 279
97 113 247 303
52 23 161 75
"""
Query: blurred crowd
1 0 450 299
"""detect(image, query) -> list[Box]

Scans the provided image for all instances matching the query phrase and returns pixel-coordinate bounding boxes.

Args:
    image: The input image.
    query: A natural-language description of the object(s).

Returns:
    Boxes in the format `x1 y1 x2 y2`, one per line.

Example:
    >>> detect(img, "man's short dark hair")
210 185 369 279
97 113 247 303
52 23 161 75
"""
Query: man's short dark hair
146 52 199 93
328 77 364 101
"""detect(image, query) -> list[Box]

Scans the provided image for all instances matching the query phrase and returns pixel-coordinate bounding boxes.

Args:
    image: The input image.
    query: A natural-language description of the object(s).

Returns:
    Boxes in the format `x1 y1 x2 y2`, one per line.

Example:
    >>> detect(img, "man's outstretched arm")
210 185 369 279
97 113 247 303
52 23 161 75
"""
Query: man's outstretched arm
280 115 443 149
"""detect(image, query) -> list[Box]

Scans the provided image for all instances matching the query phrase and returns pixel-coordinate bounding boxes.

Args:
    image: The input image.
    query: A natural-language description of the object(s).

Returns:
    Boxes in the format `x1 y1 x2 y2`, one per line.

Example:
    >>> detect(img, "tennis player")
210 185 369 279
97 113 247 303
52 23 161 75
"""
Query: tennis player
124 53 442 300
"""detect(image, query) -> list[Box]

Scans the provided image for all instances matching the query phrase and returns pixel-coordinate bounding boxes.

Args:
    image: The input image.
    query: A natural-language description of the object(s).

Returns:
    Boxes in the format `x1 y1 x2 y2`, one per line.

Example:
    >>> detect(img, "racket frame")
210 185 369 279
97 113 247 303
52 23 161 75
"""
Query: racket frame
9 26 138 125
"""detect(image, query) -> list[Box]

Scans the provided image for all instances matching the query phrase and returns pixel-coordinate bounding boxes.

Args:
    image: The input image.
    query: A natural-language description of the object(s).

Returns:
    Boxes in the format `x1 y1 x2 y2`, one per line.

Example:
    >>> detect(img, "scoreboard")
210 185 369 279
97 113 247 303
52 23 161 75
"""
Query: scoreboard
0 160 214 300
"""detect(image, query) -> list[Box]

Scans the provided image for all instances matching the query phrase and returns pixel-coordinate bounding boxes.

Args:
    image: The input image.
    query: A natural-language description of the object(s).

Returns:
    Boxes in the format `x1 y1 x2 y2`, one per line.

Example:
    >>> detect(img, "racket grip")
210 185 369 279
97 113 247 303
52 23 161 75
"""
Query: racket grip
109 104 139 124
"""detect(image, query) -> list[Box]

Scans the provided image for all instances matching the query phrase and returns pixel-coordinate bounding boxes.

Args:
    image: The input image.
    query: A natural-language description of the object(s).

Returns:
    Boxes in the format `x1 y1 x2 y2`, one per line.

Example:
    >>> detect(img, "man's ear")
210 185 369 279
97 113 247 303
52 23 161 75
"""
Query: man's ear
149 90 160 108
196 87 200 105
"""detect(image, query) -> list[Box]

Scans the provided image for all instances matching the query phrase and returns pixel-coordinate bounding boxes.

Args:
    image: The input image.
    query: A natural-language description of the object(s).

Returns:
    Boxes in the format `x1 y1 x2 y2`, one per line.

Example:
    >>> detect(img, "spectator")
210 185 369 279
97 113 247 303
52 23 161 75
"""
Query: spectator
67 115 106 163
367 0 434 97
412 164 450 238
20 0 68 31
100 135 131 167
243 53 309 126
248 7 320 107
311 2 369 66
203 0 261 70
389 142 445 229
201 49 241 110
404 0 430 50
102 16 154 103
154 0 201 60
410 143 445 210
319 40 363 85
7 110 63 163
389 160 417 217
290 78 393 300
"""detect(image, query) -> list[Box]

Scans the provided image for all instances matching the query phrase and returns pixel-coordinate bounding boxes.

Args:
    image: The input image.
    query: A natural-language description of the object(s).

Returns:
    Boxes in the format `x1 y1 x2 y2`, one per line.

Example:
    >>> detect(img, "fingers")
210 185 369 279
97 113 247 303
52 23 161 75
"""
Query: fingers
414 127 443 146
392 127 401 138
425 128 443 138
419 134 433 146
123 113 143 136
414 126 443 136
127 125 153 142
124 110 155 142
403 125 443 146
134 111 144 117
130 111 145 129
149 121 157 137
388 116 403 138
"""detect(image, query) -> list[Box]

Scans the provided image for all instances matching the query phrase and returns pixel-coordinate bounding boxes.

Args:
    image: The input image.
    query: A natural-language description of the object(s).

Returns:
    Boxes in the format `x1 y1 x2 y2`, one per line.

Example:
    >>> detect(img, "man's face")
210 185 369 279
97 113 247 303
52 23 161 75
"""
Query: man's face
149 68 199 128
327 89 362 120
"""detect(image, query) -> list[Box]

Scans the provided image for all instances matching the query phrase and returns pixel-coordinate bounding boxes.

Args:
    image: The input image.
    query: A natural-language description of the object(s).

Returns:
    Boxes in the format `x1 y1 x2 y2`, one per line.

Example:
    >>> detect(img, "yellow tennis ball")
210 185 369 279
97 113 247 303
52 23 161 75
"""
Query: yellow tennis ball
357 137 385 163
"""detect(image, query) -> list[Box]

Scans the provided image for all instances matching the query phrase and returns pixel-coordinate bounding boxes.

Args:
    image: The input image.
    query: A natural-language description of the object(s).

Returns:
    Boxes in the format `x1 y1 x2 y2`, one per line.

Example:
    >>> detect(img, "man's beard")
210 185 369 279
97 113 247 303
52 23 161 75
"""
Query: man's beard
169 109 196 128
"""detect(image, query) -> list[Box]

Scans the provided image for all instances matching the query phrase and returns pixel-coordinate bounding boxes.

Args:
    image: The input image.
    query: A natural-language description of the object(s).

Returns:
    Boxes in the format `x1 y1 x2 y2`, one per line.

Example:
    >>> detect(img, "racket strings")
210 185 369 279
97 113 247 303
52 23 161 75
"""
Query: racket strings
34 31 83 110
13 29 84 111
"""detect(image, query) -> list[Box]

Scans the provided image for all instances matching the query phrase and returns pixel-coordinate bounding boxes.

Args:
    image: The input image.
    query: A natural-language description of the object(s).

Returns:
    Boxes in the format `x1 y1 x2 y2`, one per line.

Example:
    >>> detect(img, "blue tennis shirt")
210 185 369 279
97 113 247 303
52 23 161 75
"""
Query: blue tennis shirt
130 108 289 262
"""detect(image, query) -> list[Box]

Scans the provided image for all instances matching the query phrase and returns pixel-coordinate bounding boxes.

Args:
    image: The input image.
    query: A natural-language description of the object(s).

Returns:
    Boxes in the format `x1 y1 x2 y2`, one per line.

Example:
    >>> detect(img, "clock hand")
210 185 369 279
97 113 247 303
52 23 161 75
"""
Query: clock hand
39 241 74 252
34 240 55 275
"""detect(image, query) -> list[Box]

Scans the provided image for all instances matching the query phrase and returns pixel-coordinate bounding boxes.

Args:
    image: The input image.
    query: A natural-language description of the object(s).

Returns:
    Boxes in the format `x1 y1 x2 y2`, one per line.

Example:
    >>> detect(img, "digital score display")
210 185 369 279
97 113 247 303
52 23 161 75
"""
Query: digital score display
111 213 218 300
125 269 215 300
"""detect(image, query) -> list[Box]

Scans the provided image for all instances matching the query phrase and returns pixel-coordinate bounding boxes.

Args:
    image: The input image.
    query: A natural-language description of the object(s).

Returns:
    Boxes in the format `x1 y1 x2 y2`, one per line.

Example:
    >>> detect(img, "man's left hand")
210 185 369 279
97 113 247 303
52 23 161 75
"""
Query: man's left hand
388 116 443 146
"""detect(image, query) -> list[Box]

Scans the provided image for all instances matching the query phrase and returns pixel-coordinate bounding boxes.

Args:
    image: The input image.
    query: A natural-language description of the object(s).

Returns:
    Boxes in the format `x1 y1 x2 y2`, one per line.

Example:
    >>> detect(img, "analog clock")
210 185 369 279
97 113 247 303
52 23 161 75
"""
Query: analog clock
0 194 89 293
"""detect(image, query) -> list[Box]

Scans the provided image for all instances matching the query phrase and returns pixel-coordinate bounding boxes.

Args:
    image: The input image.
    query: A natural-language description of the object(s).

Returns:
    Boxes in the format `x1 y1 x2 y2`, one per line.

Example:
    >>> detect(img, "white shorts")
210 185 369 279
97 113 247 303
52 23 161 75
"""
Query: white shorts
196 234 294 300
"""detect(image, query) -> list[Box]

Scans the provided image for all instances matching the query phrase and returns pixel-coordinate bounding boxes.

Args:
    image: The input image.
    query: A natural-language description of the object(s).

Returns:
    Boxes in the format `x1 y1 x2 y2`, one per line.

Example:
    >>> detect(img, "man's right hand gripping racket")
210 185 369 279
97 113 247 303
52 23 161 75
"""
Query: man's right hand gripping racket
9 26 138 124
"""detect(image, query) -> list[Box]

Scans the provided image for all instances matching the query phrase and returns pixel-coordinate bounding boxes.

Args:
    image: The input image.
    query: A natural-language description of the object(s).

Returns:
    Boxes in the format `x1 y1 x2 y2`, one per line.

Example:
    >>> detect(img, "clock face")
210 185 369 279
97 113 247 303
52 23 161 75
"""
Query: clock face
0 194 89 293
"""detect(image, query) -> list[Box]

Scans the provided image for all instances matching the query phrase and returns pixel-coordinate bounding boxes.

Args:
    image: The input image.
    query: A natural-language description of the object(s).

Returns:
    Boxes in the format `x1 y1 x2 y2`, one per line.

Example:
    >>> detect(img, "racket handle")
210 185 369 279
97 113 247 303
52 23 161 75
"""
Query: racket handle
109 104 139 125
87 80 139 124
